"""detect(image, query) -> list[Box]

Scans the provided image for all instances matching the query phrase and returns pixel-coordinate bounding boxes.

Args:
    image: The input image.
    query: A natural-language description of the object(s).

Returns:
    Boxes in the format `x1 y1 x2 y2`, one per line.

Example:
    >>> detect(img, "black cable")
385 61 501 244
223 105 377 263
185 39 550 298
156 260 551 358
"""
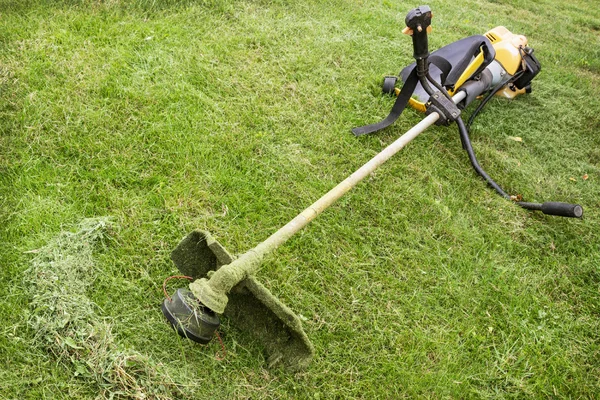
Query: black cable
455 70 528 200
426 71 454 101
456 74 583 218
417 62 515 201
456 117 511 199
466 70 525 130
416 58 436 96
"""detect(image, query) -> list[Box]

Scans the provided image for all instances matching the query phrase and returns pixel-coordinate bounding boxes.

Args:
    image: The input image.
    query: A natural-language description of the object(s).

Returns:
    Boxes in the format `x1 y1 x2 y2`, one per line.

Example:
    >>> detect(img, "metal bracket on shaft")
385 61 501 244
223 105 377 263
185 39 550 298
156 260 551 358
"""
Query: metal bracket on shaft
426 92 461 126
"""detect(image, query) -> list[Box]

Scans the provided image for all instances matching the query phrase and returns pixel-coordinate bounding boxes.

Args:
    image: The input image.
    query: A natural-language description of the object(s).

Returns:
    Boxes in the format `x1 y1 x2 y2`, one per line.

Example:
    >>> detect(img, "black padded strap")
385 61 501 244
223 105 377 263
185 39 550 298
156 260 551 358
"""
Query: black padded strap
445 40 494 89
428 55 452 86
351 67 419 136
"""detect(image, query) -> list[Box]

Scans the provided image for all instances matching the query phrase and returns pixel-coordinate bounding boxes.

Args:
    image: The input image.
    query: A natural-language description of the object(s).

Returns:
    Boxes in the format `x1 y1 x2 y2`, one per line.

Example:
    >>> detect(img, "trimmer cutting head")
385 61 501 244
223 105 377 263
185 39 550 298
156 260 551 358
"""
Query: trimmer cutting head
163 230 314 370
161 288 220 344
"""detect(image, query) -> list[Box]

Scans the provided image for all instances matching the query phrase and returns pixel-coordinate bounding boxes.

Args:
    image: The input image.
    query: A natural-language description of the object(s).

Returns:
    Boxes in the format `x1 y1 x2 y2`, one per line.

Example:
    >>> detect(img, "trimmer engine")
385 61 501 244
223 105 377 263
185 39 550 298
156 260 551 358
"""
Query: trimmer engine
353 5 581 218
394 26 541 112
485 27 541 98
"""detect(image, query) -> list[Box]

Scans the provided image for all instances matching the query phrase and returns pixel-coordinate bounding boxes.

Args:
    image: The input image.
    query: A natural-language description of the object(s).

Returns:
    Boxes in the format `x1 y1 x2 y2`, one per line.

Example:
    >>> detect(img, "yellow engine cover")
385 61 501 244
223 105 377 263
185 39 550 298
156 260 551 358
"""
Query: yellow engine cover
485 26 528 75
485 26 528 98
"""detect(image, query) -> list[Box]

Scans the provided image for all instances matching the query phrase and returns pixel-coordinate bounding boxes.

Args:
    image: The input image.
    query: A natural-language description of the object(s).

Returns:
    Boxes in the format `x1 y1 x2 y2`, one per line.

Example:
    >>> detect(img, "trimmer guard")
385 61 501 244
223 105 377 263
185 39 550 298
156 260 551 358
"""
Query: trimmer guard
170 230 314 370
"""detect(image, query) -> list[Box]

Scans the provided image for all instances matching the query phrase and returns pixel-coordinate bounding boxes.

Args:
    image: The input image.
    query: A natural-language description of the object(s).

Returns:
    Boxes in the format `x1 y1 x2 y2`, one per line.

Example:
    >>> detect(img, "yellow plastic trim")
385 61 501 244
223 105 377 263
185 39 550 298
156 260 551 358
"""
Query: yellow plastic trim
448 50 485 95
394 88 427 113
485 26 527 75
408 97 427 112
495 85 526 99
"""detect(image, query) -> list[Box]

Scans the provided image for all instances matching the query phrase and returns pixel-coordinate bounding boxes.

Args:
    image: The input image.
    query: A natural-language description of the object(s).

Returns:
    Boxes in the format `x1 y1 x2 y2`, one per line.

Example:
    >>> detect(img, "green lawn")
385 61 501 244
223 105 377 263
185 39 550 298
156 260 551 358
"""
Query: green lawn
1 0 599 398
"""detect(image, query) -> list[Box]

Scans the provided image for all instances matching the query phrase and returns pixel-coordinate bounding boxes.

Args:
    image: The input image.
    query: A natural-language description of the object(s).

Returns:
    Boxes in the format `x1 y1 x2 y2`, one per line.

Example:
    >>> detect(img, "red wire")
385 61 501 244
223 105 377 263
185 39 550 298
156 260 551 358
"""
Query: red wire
162 275 193 301
215 331 226 361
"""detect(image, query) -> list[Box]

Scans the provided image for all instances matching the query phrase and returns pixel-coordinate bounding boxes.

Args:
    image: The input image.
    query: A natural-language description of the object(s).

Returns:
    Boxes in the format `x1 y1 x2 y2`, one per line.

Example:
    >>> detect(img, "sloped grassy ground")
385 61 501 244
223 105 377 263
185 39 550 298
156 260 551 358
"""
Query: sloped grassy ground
1 0 599 398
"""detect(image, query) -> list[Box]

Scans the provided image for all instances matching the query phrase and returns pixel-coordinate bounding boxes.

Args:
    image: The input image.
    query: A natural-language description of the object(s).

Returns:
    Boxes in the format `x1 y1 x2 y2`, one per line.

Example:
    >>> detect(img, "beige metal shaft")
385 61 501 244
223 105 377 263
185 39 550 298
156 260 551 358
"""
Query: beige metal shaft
192 91 466 313
254 113 442 256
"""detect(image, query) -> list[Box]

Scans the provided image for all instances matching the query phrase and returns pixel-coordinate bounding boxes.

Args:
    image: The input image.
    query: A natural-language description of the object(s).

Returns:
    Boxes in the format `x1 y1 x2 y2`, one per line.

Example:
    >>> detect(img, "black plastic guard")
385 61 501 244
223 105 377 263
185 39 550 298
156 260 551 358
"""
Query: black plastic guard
170 230 314 371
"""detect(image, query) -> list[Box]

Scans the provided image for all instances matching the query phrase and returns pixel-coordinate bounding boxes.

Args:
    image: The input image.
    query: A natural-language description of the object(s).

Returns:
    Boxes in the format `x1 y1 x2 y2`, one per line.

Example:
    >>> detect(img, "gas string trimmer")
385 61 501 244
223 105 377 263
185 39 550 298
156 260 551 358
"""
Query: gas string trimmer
161 5 583 371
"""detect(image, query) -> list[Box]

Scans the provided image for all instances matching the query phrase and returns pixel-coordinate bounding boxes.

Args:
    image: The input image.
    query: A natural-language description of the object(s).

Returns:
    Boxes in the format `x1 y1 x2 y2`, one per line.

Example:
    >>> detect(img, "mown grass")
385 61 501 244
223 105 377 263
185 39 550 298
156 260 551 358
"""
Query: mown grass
1 0 599 398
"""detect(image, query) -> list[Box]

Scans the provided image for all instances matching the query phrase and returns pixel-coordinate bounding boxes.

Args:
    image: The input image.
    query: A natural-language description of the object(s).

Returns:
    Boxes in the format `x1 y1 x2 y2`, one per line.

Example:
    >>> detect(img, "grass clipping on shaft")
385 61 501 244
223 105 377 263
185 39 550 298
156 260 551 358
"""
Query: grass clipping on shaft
26 218 175 399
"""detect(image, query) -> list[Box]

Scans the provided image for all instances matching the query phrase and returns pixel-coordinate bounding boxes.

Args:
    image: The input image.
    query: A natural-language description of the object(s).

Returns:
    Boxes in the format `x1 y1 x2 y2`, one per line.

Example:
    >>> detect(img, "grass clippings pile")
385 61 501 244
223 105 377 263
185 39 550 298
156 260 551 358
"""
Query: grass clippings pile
25 218 176 399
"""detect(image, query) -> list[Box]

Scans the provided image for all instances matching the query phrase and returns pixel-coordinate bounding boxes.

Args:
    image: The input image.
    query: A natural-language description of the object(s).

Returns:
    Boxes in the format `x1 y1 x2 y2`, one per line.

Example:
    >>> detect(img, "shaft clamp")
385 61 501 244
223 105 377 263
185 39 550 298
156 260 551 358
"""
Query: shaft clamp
426 91 461 126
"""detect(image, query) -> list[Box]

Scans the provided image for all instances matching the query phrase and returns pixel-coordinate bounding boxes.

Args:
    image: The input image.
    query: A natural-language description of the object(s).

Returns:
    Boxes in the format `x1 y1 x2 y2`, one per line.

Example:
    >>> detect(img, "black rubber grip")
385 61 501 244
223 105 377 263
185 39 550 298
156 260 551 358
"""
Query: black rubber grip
541 202 583 218
405 6 432 60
